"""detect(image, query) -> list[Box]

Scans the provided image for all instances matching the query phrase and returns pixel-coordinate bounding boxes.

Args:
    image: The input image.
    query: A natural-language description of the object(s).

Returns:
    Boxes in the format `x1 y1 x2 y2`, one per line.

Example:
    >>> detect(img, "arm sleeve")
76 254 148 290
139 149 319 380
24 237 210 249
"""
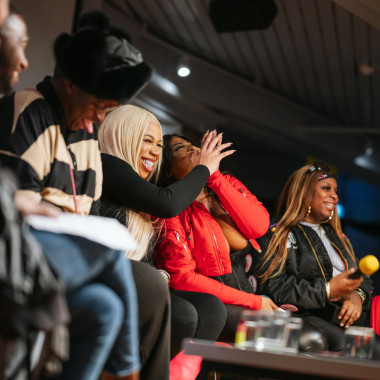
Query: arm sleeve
257 230 328 310
155 216 263 310
101 154 210 218
261 267 328 310
358 278 373 312
0 96 52 202
207 171 270 239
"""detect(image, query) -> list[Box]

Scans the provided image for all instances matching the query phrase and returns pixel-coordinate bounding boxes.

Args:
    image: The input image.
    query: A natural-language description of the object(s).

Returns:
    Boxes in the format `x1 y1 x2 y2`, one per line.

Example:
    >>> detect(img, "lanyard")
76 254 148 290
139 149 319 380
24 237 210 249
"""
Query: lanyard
66 144 78 214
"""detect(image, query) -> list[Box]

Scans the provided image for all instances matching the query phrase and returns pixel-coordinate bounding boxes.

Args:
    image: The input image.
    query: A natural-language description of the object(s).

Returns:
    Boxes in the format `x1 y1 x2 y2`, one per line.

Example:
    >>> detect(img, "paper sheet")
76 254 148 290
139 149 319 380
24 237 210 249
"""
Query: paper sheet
27 213 137 251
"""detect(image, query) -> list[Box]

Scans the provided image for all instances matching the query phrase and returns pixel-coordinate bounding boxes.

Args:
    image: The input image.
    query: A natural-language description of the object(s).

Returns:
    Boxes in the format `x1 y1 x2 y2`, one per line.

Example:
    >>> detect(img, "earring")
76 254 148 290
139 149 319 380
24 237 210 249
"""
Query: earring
322 210 334 223
305 206 311 218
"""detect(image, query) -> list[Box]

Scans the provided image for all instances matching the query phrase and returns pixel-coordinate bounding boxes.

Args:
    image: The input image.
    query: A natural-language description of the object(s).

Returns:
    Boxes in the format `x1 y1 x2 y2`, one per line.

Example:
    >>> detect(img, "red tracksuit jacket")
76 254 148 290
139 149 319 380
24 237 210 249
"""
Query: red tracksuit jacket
155 170 269 310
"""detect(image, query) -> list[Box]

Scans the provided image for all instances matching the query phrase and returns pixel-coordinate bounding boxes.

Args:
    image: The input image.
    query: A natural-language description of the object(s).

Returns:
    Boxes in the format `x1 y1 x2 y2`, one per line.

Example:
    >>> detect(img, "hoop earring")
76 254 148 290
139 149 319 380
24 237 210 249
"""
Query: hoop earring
305 206 311 218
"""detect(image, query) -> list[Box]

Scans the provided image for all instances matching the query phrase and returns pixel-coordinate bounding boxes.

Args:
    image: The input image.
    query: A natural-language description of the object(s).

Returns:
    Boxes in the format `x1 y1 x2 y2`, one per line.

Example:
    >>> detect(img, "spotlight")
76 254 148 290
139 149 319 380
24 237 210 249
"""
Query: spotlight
177 56 191 77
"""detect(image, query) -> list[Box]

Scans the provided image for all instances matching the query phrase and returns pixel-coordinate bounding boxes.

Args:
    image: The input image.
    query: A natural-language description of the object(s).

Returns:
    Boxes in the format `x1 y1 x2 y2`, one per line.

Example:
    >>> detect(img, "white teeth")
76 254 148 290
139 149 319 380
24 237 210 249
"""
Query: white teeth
142 159 154 169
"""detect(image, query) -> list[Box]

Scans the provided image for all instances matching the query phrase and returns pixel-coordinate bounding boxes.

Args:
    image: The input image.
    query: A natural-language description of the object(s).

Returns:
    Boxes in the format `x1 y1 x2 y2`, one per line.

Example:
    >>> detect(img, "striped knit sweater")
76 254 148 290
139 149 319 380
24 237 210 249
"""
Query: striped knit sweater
0 76 102 215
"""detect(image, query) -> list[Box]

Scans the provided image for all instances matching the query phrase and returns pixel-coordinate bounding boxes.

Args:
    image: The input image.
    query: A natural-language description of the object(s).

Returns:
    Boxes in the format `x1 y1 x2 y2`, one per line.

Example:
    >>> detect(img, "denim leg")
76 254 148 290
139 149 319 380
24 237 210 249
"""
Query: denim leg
30 229 121 290
58 283 124 380
30 229 140 377
95 249 140 377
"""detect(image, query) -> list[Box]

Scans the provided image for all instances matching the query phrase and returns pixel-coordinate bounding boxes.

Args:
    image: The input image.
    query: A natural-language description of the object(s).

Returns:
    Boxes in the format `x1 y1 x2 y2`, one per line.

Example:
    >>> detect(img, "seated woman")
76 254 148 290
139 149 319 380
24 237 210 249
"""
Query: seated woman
98 105 228 358
255 162 377 353
154 133 279 341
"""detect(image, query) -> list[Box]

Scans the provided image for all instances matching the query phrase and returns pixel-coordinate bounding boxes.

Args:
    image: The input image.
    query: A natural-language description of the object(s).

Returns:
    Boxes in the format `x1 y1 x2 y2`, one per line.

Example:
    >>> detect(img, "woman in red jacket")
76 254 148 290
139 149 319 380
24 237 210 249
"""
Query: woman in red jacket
155 133 279 340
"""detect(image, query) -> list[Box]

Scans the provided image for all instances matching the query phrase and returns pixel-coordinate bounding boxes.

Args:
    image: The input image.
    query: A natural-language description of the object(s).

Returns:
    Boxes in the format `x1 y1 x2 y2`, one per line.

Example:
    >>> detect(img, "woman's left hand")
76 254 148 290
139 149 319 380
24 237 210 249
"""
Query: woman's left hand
338 292 363 328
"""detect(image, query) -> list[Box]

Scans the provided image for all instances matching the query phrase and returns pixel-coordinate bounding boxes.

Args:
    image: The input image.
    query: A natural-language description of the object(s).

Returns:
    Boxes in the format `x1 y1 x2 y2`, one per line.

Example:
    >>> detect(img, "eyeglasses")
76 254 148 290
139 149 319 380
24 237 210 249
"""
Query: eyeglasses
93 99 119 113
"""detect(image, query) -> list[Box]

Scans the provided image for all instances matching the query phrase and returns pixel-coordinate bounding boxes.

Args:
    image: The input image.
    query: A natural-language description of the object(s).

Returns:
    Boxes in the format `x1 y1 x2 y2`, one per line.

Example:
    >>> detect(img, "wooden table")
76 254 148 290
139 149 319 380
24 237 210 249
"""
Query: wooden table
183 339 380 379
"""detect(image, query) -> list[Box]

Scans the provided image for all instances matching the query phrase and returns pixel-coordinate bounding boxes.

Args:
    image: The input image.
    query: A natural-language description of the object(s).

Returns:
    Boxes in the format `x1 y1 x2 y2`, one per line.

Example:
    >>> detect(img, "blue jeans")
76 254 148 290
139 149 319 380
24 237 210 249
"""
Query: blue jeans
30 228 140 380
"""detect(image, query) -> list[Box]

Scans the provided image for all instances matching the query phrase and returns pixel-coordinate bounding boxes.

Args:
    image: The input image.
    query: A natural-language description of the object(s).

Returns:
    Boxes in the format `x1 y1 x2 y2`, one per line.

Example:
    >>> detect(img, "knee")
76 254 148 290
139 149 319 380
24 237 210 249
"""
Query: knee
171 295 198 328
299 320 328 353
132 261 170 313
201 294 227 324
67 283 124 338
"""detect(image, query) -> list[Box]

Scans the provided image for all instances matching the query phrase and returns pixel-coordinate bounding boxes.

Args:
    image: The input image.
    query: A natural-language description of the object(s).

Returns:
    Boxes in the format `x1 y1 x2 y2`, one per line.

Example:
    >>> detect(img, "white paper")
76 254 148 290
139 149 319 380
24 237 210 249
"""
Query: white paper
27 214 137 252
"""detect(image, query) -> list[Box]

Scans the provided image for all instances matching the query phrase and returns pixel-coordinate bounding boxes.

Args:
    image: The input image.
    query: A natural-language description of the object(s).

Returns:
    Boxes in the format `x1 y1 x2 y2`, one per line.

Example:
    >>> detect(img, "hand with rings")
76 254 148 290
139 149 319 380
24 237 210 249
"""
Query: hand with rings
192 130 235 176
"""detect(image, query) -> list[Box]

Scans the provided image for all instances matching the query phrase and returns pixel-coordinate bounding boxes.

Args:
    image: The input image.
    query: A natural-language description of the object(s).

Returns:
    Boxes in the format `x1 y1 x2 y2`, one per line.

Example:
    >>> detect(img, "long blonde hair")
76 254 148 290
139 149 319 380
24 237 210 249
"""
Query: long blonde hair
98 104 162 261
260 162 355 282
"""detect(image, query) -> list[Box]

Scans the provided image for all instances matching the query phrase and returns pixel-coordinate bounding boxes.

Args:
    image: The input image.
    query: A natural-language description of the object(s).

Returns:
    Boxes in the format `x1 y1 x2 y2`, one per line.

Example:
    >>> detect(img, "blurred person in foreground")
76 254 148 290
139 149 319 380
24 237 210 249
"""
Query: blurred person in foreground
0 9 170 380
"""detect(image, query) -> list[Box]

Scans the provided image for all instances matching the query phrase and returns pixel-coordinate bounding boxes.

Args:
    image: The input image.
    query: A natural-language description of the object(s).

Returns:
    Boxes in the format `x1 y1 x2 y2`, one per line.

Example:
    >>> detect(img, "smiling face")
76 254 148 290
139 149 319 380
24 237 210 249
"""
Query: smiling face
0 14 29 94
64 83 118 133
168 136 199 181
305 178 339 224
138 121 163 179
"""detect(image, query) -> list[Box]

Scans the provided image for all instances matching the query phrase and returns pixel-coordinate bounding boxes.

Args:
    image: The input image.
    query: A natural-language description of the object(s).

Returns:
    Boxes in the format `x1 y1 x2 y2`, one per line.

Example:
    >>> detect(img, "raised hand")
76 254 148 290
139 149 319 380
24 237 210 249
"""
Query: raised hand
191 130 235 175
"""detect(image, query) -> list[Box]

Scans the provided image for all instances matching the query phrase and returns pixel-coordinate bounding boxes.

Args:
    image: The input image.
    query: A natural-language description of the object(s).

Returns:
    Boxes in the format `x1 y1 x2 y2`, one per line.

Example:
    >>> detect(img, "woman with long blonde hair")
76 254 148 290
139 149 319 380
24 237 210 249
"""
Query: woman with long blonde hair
255 162 375 353
98 104 229 359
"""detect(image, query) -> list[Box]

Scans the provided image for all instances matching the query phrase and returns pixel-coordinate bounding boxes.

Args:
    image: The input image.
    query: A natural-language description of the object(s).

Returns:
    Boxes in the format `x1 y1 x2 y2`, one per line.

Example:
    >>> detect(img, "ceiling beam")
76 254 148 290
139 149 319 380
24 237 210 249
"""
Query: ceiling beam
331 0 380 30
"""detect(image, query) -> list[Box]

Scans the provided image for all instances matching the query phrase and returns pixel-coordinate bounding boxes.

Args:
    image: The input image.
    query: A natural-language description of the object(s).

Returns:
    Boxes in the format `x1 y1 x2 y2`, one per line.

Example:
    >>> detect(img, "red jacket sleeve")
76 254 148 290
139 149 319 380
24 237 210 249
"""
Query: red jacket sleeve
155 215 263 310
207 171 270 239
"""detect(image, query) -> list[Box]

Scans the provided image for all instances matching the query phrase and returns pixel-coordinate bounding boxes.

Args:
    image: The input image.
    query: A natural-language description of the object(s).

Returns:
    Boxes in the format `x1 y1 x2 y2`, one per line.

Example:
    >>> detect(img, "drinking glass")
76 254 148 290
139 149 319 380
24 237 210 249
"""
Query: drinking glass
235 309 290 353
344 326 375 360
284 317 303 353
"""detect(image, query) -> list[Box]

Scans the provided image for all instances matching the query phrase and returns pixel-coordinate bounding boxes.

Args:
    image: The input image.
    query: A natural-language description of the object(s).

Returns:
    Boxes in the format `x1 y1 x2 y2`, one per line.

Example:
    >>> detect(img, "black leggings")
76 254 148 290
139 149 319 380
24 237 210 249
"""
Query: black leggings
131 261 171 380
170 289 227 358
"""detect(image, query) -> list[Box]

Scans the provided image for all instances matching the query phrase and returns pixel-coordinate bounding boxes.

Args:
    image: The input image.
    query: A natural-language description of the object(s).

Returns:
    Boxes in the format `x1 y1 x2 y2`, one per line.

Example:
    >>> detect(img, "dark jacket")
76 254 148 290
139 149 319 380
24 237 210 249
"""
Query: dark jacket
256 222 372 313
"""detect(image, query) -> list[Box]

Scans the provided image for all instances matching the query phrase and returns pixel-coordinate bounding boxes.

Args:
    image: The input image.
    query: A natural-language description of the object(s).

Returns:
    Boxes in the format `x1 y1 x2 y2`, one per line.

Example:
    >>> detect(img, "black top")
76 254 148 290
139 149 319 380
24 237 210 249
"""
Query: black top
101 153 210 218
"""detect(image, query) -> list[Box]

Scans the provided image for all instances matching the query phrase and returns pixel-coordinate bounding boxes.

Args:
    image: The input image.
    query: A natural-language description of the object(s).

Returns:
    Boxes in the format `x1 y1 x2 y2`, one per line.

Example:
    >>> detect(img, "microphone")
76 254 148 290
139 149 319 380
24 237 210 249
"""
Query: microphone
348 255 379 279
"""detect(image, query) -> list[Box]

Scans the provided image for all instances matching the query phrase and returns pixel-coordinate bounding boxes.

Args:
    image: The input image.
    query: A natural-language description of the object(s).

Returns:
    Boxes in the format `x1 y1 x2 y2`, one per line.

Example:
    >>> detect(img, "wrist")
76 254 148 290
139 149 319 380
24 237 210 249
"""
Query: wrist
325 282 331 300
352 288 366 304
207 170 221 184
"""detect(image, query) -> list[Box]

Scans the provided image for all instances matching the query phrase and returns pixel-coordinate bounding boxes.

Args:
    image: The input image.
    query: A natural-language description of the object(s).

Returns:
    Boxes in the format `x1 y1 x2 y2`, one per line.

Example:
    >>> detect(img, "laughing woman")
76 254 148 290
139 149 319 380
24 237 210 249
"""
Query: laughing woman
154 133 278 341
98 104 229 359
255 162 378 354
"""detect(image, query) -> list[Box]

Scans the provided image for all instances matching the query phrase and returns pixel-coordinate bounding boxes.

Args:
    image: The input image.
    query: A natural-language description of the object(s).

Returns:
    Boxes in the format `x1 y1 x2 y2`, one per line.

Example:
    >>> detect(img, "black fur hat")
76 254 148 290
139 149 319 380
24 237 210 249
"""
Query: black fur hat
53 10 152 103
